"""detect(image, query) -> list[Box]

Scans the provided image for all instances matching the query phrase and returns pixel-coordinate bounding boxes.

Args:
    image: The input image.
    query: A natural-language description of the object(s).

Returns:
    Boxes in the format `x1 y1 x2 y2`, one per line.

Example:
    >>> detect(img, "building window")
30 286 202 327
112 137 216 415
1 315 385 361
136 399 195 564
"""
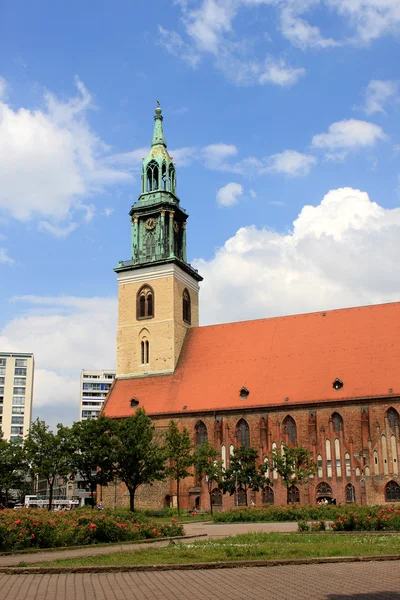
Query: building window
137 285 154 320
387 408 399 432
326 439 332 477
15 359 27 367
14 377 26 386
11 416 24 425
141 340 150 365
237 487 247 506
211 488 222 506
317 454 323 478
195 421 208 446
13 387 25 395
183 289 191 324
0 367 5 376
283 415 297 444
236 418 250 448
331 412 344 434
346 483 356 503
385 480 400 502
335 438 341 477
14 368 27 376
287 485 300 504
345 452 351 477
262 486 274 505
316 482 332 497
12 397 25 405
11 426 23 435
146 159 159 192
0 358 6 366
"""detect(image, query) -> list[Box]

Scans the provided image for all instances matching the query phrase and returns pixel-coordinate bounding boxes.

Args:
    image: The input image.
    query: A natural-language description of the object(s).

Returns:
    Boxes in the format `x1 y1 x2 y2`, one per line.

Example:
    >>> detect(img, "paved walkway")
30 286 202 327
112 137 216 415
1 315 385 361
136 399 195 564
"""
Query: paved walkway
1 561 399 599
0 522 297 567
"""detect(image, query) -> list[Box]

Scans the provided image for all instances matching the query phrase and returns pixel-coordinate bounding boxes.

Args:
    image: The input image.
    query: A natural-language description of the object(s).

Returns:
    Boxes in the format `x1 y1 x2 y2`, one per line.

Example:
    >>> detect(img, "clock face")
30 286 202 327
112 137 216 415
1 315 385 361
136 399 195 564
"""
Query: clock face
173 221 179 233
145 217 156 230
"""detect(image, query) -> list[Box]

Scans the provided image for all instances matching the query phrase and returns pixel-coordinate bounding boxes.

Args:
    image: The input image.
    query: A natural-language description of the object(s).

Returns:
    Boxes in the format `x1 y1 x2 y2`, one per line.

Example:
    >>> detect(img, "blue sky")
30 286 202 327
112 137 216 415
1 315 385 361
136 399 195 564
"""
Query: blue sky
0 0 399 427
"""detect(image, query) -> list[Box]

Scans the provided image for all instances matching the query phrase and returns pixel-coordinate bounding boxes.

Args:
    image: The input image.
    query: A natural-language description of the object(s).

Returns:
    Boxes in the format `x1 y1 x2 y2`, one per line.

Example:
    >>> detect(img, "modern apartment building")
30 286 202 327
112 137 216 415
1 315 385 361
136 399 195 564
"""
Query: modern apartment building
0 352 34 442
79 369 116 420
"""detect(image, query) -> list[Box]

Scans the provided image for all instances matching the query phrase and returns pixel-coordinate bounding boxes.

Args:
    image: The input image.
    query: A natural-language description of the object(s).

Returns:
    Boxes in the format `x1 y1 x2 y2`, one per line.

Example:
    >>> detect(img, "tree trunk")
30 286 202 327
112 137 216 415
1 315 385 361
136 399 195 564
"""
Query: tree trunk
209 489 213 515
176 477 180 516
48 482 53 511
90 481 95 509
129 488 135 512
244 488 248 507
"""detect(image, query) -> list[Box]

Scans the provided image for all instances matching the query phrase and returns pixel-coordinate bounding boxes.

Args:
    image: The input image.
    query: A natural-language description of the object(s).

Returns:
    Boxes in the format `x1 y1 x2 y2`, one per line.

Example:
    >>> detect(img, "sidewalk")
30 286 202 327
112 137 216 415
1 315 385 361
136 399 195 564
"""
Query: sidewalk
0 521 297 567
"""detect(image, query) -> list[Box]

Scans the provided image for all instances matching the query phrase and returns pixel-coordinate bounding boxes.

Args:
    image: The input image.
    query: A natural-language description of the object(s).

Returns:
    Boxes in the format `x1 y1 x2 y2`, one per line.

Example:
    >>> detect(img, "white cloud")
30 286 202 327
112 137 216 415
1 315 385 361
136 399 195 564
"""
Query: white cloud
266 150 317 176
257 55 306 87
216 182 244 206
329 0 400 44
202 143 239 167
194 187 400 325
362 79 398 114
158 25 200 67
279 8 339 49
0 77 131 234
0 76 7 100
0 247 13 263
0 295 117 427
312 119 387 154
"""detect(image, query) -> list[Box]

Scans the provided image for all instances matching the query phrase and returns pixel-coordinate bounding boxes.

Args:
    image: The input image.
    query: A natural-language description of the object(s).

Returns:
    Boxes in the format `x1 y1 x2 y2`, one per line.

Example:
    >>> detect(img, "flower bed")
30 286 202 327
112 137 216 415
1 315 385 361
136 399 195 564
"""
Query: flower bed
332 507 400 532
0 508 184 551
213 504 392 523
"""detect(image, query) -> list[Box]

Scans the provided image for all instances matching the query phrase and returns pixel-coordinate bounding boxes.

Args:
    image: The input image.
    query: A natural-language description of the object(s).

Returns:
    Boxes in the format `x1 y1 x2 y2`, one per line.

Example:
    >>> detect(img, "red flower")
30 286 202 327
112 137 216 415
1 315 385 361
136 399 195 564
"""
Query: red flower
89 523 97 529
15 520 21 525
31 534 35 538
152 528 157 533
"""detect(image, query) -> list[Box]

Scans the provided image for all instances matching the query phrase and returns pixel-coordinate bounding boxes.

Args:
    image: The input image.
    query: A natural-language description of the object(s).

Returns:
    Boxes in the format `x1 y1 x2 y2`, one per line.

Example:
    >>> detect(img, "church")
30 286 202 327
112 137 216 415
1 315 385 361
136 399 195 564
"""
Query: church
102 105 400 510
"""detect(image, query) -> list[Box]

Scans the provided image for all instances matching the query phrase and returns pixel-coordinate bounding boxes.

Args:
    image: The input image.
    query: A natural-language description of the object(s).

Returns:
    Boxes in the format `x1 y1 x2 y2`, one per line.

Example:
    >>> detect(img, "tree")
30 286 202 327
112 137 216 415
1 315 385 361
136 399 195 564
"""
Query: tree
24 419 72 511
268 443 317 498
165 421 193 515
70 417 115 508
111 409 166 512
0 436 29 507
222 446 267 507
193 441 224 515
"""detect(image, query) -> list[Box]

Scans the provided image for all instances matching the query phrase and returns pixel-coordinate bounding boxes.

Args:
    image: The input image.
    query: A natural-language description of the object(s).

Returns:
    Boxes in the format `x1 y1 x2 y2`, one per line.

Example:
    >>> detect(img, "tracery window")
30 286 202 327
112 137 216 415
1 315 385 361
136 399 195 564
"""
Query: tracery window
287 485 300 504
146 160 159 192
387 408 399 433
211 488 222 506
316 482 332 497
331 412 344 434
346 483 356 503
237 487 247 506
183 289 191 324
385 480 400 502
236 418 250 448
262 486 274 505
283 415 297 444
195 421 208 446
168 164 175 193
137 285 154 320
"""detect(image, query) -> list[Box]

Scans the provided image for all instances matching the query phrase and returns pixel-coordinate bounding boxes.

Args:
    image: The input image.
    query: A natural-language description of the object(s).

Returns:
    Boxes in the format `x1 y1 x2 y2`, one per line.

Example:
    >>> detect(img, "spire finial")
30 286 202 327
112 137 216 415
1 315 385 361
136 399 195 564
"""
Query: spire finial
152 101 166 146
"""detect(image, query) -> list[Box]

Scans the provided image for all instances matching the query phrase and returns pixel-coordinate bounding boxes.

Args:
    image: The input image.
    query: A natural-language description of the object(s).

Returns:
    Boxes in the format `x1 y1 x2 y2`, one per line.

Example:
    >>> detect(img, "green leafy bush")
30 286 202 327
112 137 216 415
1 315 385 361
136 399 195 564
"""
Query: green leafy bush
0 508 184 551
332 507 400 532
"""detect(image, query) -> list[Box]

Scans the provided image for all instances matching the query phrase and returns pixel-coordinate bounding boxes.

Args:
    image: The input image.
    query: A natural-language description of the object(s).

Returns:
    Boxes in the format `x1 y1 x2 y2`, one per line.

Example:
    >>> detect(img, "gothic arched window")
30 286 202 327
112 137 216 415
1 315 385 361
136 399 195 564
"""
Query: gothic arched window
183 289 191 324
162 162 167 190
346 483 356 503
287 485 300 504
331 412 344 434
236 418 250 448
387 408 399 432
211 488 222 506
283 415 297 444
137 285 154 320
146 160 159 192
316 482 332 497
145 232 156 261
385 480 400 502
168 164 176 193
195 421 208 446
237 487 247 506
262 486 274 505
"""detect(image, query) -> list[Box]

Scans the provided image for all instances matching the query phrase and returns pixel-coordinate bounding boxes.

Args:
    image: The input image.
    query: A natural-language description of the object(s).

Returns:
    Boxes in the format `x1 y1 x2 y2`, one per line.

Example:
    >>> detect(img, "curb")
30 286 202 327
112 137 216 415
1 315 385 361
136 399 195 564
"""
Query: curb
2 554 400 575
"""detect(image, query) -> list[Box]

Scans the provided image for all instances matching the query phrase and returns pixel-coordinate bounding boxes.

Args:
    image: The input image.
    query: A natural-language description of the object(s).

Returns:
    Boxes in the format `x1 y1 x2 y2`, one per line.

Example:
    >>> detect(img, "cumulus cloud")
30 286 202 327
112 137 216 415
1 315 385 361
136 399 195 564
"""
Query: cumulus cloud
0 295 116 428
311 119 387 157
279 8 339 49
216 182 244 206
0 76 130 235
362 79 398 114
194 187 400 325
0 76 7 100
266 150 317 176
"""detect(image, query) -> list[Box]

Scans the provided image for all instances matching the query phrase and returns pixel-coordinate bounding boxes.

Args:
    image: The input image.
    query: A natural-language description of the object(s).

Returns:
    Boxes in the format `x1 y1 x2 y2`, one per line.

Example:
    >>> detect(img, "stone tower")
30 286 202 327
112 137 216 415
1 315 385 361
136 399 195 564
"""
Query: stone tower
115 104 202 377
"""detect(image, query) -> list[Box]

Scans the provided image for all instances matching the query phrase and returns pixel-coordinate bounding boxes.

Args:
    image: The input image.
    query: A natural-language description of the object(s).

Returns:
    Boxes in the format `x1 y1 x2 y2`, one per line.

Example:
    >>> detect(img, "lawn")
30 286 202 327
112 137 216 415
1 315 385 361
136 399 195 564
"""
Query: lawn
33 532 400 567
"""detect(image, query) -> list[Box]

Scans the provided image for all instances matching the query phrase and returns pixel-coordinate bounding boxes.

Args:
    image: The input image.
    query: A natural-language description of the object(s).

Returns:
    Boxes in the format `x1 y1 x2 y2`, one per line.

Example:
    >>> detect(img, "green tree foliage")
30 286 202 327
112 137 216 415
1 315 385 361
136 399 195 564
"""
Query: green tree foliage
165 421 193 515
0 435 29 507
223 446 267 507
69 417 115 508
111 409 166 512
24 419 72 510
269 443 317 491
193 441 224 515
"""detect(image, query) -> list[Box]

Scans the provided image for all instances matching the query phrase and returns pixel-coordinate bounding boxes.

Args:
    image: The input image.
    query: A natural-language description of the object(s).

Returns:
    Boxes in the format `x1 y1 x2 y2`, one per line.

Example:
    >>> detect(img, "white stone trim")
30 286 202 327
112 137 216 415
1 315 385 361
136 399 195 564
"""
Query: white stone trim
117 263 200 293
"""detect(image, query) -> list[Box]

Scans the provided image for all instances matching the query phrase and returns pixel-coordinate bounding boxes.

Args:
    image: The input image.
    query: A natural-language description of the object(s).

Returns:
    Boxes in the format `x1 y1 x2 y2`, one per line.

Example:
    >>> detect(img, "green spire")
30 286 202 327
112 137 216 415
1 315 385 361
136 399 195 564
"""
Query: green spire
152 101 167 147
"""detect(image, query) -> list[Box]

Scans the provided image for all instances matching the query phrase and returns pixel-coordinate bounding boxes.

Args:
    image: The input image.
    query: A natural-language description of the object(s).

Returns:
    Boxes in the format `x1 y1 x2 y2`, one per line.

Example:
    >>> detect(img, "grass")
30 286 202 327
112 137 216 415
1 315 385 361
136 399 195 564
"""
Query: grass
32 532 400 567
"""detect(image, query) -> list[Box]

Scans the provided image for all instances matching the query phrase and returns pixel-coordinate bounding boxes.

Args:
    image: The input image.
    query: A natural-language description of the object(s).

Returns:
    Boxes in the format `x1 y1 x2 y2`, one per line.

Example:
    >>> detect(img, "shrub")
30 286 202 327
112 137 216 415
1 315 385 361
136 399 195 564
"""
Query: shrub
0 508 184 552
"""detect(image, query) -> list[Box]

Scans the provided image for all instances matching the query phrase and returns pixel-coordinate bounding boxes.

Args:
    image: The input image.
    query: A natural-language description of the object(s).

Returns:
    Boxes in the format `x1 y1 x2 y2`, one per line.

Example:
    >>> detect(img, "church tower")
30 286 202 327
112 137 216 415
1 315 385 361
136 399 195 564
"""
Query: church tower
115 104 202 377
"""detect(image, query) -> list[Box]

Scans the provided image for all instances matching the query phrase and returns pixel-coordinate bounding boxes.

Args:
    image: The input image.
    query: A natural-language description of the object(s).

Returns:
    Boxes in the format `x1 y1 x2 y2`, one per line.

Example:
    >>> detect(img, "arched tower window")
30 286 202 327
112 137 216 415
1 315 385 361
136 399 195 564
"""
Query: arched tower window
139 329 150 366
161 161 167 190
137 285 154 320
387 407 399 432
385 480 400 502
195 421 208 446
236 418 250 448
331 412 344 434
146 160 159 192
183 289 191 324
168 164 175 194
283 415 297 444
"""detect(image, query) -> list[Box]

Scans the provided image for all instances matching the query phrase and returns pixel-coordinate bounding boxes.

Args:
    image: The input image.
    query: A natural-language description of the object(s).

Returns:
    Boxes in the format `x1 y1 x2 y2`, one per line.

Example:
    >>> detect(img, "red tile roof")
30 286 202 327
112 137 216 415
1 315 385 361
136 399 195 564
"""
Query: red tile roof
103 302 400 418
